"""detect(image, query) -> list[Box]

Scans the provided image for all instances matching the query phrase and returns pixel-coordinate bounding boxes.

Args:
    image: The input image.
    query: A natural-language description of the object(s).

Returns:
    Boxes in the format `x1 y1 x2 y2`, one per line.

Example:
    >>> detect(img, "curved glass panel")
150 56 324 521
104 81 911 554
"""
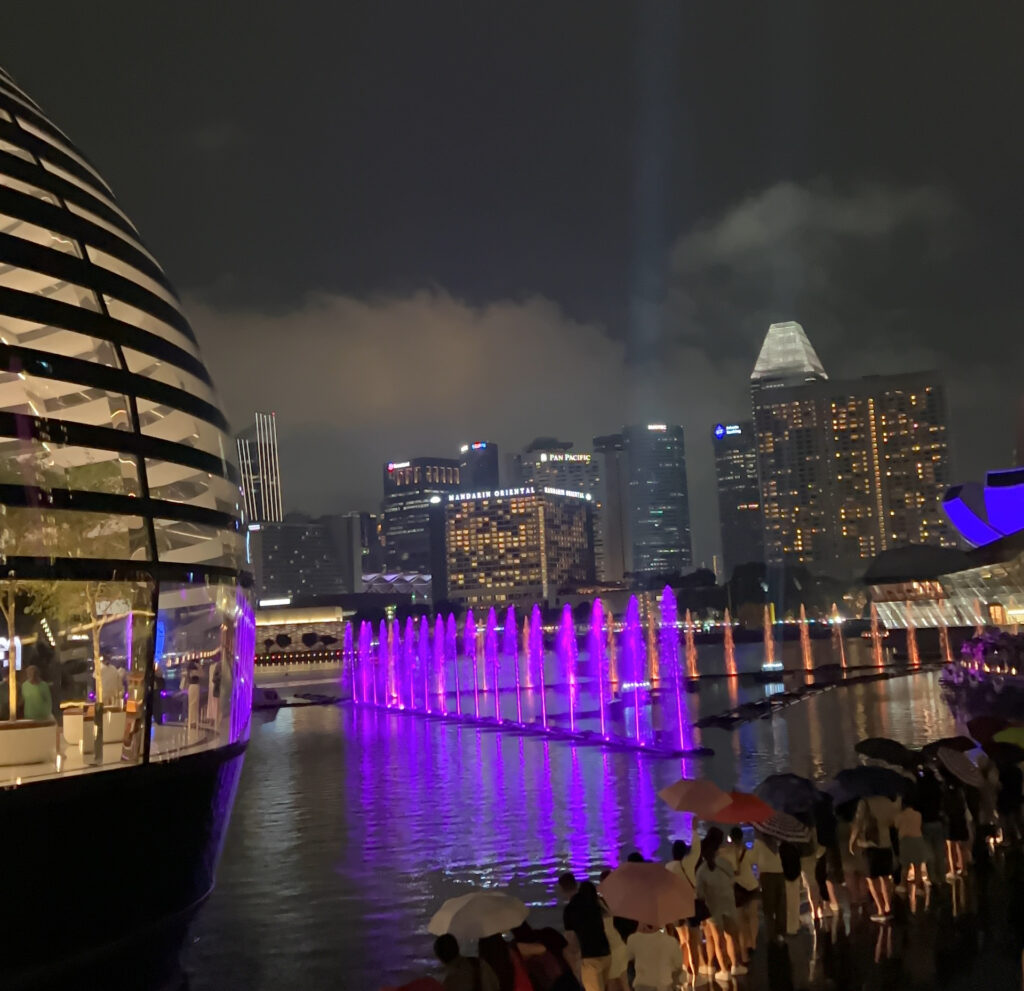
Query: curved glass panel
0 70 252 787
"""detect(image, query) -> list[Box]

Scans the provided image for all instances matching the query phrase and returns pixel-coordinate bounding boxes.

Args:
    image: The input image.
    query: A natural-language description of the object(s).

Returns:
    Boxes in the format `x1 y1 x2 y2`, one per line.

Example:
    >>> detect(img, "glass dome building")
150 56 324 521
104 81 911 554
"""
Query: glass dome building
0 67 253 984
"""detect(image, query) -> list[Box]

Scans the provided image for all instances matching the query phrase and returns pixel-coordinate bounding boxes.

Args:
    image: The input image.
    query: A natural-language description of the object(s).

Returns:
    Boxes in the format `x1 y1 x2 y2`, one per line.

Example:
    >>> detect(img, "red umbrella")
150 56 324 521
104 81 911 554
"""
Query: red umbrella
658 778 732 818
710 790 775 824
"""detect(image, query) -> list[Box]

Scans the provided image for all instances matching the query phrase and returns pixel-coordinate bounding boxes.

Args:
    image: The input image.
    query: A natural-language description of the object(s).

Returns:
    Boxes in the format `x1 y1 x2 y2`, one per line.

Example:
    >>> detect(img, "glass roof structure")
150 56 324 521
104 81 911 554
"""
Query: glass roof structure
750 320 828 384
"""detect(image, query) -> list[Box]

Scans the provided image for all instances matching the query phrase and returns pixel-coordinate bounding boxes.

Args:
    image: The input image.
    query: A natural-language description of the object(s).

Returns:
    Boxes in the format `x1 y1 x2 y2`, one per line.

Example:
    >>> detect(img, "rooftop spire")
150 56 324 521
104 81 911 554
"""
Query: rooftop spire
750 321 828 383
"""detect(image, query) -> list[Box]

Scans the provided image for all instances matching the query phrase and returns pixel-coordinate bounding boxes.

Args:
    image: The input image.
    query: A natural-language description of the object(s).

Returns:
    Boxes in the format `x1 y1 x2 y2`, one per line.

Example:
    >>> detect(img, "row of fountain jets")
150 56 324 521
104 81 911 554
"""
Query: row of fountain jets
338 589 931 752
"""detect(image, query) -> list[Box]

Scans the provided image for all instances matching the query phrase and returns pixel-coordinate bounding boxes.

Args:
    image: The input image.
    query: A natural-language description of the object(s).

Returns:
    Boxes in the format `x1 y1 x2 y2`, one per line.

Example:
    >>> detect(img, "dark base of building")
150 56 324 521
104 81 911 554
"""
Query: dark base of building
1 739 246 990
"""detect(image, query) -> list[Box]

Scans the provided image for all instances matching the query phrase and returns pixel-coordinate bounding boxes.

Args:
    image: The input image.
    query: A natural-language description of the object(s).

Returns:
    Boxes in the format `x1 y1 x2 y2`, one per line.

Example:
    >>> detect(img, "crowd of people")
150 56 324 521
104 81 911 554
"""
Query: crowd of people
414 748 1024 991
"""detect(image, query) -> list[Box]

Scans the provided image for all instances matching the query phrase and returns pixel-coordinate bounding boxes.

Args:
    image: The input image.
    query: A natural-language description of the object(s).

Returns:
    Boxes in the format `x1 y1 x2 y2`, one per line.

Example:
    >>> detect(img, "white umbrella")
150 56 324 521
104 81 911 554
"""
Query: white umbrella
428 890 528 942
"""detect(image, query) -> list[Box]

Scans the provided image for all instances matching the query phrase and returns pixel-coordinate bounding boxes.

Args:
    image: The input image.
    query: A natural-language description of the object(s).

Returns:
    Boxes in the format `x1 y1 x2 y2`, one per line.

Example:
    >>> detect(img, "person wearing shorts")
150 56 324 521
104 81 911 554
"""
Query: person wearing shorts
850 795 900 922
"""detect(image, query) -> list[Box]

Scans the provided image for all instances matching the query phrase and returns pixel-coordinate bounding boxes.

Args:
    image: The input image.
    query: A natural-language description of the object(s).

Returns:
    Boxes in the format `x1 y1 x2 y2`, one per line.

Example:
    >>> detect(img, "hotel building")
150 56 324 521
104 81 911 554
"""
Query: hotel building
445 487 595 606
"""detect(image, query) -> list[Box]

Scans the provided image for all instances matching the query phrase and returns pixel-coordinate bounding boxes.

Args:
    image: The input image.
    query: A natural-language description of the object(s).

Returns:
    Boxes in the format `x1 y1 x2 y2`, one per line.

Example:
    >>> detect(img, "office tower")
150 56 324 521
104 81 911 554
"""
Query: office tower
593 434 629 581
236 411 284 522
380 457 462 597
711 422 764 578
621 424 693 576
249 515 350 602
445 487 595 607
751 322 953 574
459 441 500 491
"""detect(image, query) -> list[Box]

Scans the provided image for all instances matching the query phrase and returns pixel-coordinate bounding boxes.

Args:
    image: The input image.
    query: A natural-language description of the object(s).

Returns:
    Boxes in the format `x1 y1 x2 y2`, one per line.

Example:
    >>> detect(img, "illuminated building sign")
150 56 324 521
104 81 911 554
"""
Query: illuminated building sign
713 423 743 439
542 487 593 501
539 453 592 463
647 424 667 432
471 442 487 450
448 486 592 503
0 636 22 672
386 461 410 472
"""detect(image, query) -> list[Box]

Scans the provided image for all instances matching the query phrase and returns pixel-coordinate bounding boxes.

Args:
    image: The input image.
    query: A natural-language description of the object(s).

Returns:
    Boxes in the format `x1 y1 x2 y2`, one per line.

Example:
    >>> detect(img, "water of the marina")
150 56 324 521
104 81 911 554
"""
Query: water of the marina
179 637 989 990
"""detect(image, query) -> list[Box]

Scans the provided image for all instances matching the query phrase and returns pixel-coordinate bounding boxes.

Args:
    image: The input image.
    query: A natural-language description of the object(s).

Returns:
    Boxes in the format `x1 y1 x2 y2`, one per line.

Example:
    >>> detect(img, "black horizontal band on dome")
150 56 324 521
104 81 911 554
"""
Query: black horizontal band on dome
0 112 115 206
0 483 239 532
0 286 212 387
0 411 241 486
0 185 174 301
0 342 229 433
0 554 253 588
0 234 194 347
0 139 140 253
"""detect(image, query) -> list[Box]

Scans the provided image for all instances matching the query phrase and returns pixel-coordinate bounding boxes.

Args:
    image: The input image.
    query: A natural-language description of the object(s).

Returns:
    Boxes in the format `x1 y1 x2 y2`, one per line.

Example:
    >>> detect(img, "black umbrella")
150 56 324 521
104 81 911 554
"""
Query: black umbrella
854 737 920 769
921 735 976 759
755 773 821 815
828 766 911 805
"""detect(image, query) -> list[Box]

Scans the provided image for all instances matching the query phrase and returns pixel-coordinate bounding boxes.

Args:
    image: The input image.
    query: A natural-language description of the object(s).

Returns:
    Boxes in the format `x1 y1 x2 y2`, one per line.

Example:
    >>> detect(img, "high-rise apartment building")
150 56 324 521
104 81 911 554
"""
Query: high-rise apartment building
459 441 500 491
751 322 953 575
445 487 595 607
236 411 284 522
380 457 462 597
621 424 692 576
711 422 764 578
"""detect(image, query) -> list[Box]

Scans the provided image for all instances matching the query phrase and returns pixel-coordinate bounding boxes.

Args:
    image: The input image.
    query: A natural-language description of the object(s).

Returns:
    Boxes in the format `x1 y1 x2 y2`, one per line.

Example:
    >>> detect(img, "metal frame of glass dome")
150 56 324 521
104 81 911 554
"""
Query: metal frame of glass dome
0 66 253 782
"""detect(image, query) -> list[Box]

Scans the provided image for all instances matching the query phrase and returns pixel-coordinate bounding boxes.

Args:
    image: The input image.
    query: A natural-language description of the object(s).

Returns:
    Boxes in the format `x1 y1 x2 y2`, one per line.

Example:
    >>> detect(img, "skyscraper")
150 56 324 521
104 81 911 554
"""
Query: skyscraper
751 322 953 575
593 434 629 581
380 457 462 597
621 424 692 576
712 422 764 578
236 411 284 523
459 441 500 491
445 486 595 606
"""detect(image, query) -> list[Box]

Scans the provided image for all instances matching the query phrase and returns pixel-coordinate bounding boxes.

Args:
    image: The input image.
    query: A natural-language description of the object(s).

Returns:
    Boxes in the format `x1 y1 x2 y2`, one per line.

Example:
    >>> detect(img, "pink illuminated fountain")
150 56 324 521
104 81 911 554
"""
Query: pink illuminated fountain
391 618 402 706
622 596 645 743
464 609 479 717
434 614 446 712
799 604 813 674
520 615 532 689
530 605 546 729
606 606 619 690
589 598 608 737
485 608 500 720
723 608 737 677
446 614 460 714
684 609 698 679
557 604 578 732
344 621 355 699
359 620 372 703
870 602 884 668
404 616 416 708
379 619 390 705
418 616 431 711
659 587 688 750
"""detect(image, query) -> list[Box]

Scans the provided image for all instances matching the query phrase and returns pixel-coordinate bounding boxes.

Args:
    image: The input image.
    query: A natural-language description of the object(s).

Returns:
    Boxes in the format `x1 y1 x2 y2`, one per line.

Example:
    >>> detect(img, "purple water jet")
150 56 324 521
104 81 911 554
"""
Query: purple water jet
359 621 372 704
588 598 608 738
404 616 416 709
464 609 479 717
505 605 522 724
446 614 460 715
485 608 500 720
434 614 446 713
530 605 546 730
558 604 578 733
418 615 430 711
344 621 355 700
391 618 402 706
622 596 645 744
659 586 686 750
378 619 389 706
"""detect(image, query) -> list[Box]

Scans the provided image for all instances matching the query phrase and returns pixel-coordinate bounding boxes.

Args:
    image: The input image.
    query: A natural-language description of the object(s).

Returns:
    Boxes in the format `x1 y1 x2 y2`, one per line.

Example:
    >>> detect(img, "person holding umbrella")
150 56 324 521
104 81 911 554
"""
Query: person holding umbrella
695 828 746 981
849 792 900 921
625 923 683 991
563 881 611 991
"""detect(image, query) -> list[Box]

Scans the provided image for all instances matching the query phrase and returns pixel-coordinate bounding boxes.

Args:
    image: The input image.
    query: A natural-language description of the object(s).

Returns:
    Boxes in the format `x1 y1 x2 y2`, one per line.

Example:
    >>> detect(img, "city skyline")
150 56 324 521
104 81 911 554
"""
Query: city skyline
5 7 1022 568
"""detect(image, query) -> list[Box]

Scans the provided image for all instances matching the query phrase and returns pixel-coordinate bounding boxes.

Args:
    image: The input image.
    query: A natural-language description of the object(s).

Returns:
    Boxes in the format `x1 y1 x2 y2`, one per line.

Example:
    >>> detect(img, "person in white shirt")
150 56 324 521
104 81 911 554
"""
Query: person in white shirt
728 827 760 960
695 828 746 983
626 924 682 991
665 838 707 981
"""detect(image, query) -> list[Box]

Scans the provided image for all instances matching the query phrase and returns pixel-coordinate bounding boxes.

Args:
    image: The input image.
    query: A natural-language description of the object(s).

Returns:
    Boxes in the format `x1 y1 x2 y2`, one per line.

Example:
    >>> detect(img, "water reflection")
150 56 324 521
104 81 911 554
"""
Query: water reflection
187 671 957 990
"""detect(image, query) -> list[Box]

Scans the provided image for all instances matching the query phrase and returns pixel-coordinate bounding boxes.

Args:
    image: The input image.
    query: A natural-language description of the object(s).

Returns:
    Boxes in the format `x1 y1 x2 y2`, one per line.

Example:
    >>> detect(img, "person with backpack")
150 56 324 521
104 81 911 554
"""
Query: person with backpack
850 794 900 921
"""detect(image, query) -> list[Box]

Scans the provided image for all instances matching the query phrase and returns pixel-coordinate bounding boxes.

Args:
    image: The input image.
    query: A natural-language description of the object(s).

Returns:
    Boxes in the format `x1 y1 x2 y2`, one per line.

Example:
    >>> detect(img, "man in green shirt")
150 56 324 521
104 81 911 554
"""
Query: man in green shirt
21 666 52 722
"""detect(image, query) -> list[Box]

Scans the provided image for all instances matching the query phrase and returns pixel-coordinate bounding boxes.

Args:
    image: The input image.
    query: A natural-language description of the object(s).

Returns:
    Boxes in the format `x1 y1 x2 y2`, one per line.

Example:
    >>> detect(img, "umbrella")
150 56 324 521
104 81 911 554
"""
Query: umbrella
854 737 919 768
983 740 1024 766
382 981 444 991
710 790 775 824
754 811 812 843
994 726 1024 749
966 715 1011 745
829 766 910 804
658 778 732 818
428 890 528 942
937 747 984 789
755 773 821 815
921 735 976 758
599 862 695 926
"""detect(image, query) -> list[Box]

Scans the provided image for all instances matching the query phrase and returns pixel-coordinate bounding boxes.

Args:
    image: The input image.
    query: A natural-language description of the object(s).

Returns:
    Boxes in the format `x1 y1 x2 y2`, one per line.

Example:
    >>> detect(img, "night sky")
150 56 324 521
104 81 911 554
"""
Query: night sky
4 4 1023 567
